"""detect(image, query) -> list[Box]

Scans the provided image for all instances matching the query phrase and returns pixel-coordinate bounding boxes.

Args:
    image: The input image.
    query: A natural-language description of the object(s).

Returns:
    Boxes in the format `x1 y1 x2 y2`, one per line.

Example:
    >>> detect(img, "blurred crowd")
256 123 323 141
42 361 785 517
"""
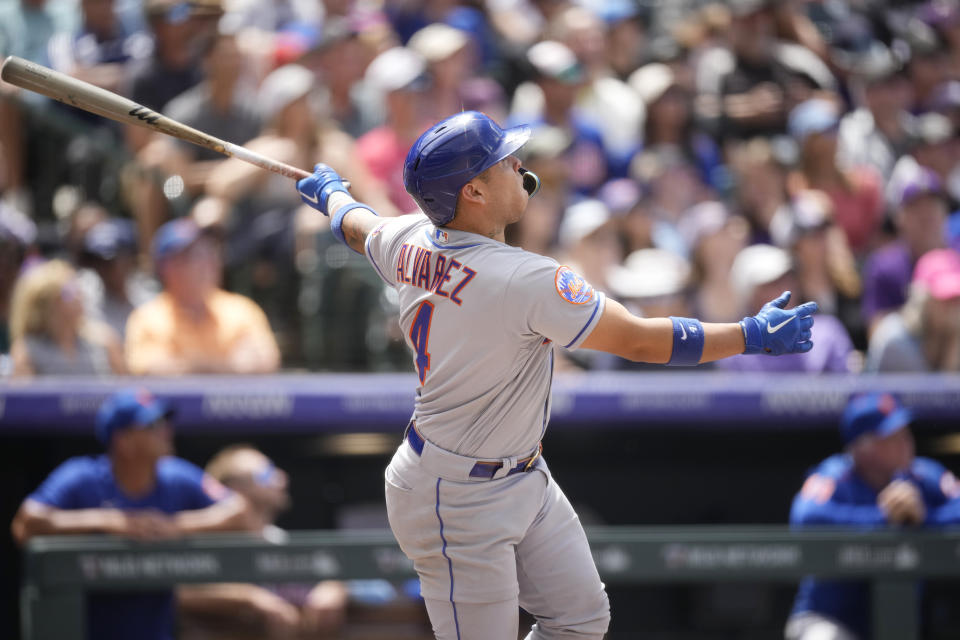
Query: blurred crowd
2 0 960 376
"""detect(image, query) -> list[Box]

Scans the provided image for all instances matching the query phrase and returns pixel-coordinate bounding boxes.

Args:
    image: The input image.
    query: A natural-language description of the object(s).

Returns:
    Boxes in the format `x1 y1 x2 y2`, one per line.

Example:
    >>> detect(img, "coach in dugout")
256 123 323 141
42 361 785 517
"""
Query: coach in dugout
11 388 252 640
786 392 960 640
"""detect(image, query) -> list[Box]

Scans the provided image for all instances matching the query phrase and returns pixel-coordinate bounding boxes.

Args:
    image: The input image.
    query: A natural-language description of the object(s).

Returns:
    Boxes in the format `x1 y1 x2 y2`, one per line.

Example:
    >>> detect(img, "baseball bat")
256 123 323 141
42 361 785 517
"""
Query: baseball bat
0 55 312 181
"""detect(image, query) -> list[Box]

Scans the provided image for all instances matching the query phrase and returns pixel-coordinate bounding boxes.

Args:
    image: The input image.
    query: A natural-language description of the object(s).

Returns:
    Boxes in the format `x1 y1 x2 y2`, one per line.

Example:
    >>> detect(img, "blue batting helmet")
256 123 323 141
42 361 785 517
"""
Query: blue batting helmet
403 111 532 226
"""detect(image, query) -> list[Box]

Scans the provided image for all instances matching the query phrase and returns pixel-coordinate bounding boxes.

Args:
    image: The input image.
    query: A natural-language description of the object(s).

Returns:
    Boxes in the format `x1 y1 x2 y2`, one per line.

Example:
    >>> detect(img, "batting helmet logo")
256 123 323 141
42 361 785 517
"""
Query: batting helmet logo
403 111 532 226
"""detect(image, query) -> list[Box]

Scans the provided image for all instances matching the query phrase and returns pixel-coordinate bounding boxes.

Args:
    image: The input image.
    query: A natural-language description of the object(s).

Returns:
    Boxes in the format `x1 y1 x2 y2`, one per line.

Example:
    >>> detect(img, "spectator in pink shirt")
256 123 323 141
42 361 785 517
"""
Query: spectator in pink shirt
355 47 432 214
787 98 885 256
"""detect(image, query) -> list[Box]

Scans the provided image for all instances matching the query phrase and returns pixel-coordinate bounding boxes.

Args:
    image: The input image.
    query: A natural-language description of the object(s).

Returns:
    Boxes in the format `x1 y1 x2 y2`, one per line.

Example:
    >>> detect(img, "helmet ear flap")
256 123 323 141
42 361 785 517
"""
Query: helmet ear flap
519 168 541 197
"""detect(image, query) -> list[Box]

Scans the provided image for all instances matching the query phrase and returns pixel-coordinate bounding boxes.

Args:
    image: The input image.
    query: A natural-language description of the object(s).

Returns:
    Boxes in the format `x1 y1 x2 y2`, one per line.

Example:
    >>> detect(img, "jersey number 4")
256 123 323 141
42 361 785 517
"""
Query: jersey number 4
409 301 434 384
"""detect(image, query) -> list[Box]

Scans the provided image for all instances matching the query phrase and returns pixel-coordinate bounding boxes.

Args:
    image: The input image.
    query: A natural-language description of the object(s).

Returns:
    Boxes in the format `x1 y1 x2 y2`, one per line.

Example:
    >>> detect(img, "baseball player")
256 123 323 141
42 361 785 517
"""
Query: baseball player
786 393 960 640
296 111 819 639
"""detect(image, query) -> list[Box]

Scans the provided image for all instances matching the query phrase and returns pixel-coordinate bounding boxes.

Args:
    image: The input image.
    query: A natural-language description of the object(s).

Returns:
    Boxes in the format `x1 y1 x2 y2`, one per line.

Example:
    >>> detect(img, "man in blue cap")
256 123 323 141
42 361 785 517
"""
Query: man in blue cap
786 392 960 640
11 388 251 640
124 217 280 375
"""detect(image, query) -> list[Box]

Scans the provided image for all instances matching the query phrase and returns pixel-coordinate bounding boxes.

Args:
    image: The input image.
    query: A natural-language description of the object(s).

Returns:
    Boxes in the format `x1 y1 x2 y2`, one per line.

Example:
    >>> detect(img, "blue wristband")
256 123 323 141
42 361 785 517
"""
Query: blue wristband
667 317 704 366
330 202 378 247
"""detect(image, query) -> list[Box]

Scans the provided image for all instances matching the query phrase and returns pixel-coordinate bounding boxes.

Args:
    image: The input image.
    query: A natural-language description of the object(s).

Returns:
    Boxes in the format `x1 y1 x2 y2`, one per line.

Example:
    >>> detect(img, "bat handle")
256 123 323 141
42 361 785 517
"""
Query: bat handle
221 141 306 179
221 141 351 188
287 164 353 189
288 168 354 190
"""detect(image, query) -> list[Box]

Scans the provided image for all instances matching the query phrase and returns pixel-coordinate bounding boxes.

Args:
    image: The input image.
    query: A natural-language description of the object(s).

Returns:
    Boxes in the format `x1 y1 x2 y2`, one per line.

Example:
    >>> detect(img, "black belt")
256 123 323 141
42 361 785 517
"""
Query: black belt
405 423 542 479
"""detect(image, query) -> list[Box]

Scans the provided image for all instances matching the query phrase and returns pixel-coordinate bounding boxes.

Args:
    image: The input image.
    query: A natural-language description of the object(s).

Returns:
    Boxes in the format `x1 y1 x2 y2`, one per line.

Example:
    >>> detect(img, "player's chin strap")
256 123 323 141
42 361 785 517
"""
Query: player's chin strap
519 168 541 197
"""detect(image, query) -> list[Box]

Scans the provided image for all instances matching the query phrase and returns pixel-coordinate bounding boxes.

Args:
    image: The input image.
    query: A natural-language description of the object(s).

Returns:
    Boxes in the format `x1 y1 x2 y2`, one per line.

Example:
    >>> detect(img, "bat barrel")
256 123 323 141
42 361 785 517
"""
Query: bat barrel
1 56 312 182
3 56 140 121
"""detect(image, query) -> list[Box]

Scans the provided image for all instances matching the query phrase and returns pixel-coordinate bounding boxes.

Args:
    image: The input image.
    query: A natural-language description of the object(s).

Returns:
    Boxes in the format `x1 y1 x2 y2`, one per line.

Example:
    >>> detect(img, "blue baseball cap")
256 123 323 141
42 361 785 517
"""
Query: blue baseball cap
788 98 840 141
597 0 641 24
84 219 137 260
152 218 201 265
95 388 173 444
841 393 912 446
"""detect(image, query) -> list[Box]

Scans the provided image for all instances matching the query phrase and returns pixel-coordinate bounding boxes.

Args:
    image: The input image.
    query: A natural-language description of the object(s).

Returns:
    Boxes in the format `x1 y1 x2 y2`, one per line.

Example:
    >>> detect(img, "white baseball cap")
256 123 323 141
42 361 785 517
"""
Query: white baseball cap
559 199 611 248
527 40 584 83
408 23 469 63
628 62 678 106
365 46 428 94
259 64 314 122
729 244 793 304
607 248 691 300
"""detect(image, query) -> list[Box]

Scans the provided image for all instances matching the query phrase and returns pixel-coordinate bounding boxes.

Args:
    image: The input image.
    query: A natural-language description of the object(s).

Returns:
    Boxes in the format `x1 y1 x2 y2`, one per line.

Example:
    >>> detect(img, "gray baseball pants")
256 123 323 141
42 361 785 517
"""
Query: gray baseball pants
384 435 610 639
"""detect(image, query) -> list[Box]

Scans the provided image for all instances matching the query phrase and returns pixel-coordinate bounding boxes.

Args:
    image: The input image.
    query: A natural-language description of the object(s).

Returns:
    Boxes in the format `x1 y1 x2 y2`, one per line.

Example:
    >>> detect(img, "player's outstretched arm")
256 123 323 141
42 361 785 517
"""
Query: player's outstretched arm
296 163 382 254
580 291 817 365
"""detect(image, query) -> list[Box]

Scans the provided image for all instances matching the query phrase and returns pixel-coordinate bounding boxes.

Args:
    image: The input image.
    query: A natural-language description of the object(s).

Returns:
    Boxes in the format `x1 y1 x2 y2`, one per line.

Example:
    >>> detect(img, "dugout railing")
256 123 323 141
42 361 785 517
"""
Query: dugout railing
21 526 960 640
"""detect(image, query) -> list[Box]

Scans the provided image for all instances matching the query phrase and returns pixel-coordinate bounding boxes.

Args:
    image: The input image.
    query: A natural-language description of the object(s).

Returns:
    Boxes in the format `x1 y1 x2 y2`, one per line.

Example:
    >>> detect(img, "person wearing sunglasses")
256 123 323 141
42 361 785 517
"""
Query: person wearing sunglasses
176 445 431 639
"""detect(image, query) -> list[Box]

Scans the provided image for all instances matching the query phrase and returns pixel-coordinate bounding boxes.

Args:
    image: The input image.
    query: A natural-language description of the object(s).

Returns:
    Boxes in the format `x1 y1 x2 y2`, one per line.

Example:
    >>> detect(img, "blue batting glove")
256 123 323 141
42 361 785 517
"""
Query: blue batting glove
740 291 819 355
297 163 350 216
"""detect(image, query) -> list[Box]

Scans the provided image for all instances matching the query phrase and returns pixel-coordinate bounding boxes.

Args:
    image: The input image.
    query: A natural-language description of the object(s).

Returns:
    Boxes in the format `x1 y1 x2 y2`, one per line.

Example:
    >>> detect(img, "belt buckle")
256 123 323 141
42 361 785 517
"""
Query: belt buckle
523 443 543 472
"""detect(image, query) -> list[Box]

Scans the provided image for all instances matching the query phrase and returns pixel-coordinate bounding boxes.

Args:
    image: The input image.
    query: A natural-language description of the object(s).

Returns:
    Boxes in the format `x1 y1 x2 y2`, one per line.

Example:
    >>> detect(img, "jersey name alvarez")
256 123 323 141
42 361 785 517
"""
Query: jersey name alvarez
395 242 477 304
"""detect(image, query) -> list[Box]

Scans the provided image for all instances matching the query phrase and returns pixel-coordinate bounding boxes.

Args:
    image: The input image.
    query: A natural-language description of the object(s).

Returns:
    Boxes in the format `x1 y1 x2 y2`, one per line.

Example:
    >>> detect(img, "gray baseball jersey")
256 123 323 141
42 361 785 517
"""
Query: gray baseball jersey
365 213 606 459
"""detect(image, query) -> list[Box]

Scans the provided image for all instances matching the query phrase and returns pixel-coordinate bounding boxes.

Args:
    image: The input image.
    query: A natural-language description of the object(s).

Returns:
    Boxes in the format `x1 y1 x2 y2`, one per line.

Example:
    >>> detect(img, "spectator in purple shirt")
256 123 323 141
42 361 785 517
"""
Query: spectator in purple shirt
866 248 960 373
717 244 856 373
861 167 949 337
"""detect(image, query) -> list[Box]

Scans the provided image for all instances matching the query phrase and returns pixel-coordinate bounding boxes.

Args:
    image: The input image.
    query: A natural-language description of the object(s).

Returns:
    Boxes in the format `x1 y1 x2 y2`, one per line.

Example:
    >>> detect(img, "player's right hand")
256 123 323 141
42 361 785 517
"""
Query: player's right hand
878 479 926 526
740 291 818 356
297 163 350 216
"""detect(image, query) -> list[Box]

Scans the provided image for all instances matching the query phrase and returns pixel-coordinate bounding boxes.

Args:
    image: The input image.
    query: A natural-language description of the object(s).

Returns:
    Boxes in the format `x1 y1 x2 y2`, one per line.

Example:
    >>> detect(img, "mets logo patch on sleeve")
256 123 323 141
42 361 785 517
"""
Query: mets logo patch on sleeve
555 266 595 304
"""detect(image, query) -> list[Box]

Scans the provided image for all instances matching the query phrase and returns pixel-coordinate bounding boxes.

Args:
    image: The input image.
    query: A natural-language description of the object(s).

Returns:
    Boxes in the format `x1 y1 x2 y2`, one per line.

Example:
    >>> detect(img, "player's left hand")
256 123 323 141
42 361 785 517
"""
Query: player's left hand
740 291 818 356
297 163 350 216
